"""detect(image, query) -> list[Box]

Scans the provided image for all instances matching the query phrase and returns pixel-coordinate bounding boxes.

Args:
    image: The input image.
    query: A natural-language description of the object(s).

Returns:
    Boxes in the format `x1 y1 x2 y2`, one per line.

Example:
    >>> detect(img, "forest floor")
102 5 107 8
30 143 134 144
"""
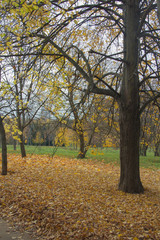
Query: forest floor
0 154 160 240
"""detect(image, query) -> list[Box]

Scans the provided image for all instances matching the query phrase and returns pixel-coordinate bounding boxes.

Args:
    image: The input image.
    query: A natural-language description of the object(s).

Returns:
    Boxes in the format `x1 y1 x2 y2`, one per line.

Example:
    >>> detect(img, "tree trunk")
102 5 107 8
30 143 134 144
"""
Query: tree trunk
154 143 160 156
119 103 144 193
77 133 87 158
0 117 7 175
20 133 26 158
118 1 144 193
154 150 159 157
13 139 16 151
140 144 148 156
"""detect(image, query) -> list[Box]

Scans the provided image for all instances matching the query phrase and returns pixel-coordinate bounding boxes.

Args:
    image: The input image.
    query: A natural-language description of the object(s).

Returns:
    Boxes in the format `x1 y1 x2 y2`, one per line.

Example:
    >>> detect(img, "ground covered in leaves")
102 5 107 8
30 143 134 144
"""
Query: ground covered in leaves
0 154 160 239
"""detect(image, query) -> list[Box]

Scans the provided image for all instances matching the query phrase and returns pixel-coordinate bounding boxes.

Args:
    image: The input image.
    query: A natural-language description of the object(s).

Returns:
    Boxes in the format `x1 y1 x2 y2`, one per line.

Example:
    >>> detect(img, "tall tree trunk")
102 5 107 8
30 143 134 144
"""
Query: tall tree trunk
0 117 7 175
20 133 26 158
119 1 144 193
119 102 144 193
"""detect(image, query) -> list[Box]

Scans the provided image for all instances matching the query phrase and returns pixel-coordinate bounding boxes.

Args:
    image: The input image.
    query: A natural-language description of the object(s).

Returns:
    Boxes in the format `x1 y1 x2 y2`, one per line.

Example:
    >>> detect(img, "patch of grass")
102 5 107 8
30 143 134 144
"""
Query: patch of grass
4 145 60 155
1 145 160 169
140 151 160 169
87 147 120 163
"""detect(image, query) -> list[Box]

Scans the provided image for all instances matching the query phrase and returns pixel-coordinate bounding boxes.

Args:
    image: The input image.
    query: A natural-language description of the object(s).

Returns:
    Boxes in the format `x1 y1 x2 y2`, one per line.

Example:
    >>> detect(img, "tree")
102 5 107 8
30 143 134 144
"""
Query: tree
139 105 160 157
150 105 160 156
46 62 113 158
140 107 152 156
0 53 53 157
56 67 108 158
0 116 7 175
26 116 58 146
0 1 159 193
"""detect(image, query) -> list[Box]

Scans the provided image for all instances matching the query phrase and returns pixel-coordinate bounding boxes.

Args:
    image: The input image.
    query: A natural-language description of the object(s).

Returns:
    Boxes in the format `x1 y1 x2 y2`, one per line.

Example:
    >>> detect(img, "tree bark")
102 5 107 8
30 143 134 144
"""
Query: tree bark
154 150 160 157
154 143 160 156
16 109 26 157
140 144 148 156
119 103 144 193
77 132 87 158
0 117 7 175
20 133 26 158
118 1 144 193
13 139 17 151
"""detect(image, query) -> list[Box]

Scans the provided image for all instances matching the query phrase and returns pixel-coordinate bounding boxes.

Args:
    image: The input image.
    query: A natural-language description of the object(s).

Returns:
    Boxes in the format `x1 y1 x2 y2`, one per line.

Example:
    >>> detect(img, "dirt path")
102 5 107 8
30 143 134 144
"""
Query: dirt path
0 218 34 240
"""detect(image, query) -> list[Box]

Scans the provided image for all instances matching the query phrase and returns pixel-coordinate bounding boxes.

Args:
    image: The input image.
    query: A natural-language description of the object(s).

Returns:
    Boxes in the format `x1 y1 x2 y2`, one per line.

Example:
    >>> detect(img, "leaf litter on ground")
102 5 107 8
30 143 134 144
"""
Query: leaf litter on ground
0 154 159 239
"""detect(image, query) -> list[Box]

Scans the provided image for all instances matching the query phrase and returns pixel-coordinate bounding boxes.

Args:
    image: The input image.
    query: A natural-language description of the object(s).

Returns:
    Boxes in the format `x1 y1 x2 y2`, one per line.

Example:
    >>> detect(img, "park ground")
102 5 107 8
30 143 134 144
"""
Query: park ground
0 153 160 239
0 217 34 240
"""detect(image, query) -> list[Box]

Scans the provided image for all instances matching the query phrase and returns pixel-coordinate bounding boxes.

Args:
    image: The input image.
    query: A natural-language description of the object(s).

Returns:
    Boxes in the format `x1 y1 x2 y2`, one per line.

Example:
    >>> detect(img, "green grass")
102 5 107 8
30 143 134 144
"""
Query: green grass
1 145 160 169
139 150 160 169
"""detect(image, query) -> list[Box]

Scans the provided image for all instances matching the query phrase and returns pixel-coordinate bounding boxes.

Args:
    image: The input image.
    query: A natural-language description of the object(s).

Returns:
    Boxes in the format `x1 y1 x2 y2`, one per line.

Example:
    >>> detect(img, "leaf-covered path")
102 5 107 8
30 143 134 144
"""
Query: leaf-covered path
0 218 34 240
0 154 160 239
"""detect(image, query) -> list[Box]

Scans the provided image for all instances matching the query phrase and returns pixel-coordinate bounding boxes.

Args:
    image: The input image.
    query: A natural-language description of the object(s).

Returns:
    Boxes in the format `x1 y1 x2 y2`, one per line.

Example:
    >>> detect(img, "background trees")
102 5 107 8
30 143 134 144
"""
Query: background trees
0 58 46 157
52 64 114 158
0 47 59 157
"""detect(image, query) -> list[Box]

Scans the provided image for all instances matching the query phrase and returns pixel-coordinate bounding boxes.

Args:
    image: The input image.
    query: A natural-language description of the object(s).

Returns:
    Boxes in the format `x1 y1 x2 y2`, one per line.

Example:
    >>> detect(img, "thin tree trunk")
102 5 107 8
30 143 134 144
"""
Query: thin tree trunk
154 150 159 157
77 133 87 158
16 110 26 157
0 117 7 175
118 0 144 193
154 143 160 156
20 133 26 158
140 144 148 156
13 139 16 151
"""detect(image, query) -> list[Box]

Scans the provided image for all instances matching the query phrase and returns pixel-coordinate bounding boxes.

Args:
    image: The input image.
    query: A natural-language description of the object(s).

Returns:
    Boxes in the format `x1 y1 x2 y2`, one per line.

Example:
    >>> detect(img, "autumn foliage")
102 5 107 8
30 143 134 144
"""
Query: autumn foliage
0 154 159 239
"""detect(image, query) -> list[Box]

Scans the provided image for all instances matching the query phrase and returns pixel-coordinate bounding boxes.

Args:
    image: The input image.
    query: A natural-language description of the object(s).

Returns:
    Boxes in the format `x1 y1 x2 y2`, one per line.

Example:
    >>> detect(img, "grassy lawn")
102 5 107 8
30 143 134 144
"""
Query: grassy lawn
2 145 160 169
